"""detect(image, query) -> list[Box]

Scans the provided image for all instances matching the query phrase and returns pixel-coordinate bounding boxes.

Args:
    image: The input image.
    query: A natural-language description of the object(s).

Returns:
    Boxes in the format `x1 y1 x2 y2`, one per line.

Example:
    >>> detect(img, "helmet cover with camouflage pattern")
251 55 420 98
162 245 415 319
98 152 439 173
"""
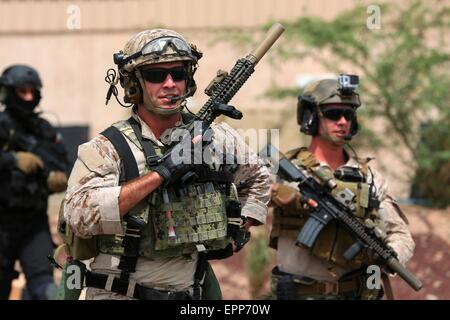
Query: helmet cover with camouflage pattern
301 79 360 110
122 28 201 72
297 78 361 137
117 29 202 113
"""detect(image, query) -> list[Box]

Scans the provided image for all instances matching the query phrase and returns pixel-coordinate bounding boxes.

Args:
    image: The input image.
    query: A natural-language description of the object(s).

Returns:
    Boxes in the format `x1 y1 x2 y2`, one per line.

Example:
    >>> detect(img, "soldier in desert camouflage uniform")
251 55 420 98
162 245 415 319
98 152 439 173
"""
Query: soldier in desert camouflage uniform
269 76 415 300
60 29 270 300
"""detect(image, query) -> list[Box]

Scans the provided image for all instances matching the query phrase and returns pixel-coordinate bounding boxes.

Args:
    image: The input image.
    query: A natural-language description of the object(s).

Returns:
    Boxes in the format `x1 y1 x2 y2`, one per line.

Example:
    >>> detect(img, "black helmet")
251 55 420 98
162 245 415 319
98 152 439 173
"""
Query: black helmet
0 64 42 89
0 64 43 115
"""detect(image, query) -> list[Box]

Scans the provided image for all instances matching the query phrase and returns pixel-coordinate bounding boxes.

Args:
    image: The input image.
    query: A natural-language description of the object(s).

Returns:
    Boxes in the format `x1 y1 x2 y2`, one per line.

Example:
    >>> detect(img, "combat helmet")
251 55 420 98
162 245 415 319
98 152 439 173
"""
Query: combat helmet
297 75 361 137
0 64 43 113
112 29 202 115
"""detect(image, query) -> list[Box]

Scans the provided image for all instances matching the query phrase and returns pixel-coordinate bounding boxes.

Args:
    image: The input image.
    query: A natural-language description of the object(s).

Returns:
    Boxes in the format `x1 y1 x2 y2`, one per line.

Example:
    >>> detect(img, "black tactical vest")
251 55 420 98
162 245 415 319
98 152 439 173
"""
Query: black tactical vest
0 110 69 215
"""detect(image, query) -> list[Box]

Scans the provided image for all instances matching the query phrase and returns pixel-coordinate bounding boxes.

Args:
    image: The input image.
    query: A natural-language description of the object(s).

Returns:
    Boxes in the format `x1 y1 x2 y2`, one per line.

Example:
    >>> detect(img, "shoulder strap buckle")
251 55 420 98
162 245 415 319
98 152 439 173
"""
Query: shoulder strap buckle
146 155 161 167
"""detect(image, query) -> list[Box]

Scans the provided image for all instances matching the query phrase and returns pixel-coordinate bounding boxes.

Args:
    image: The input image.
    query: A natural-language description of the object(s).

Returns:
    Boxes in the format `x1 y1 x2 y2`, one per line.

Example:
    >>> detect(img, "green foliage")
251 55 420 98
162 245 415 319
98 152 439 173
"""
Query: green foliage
256 0 450 206
244 230 273 298
264 86 299 100
208 27 258 55
412 115 450 207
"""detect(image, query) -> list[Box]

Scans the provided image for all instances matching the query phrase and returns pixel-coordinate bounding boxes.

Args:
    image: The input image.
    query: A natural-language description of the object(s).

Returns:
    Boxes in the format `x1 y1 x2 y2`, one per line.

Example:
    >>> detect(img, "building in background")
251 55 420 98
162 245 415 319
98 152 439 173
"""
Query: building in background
0 0 412 197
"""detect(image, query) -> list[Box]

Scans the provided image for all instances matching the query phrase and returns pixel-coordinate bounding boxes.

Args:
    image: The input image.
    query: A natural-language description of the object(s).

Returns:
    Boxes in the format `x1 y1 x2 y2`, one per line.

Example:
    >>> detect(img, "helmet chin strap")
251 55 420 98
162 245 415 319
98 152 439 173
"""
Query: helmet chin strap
135 70 183 116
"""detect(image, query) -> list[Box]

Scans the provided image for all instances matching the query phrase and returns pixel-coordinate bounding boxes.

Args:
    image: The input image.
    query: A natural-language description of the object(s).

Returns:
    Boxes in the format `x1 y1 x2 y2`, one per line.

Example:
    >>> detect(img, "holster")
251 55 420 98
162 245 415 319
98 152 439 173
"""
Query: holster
56 259 87 300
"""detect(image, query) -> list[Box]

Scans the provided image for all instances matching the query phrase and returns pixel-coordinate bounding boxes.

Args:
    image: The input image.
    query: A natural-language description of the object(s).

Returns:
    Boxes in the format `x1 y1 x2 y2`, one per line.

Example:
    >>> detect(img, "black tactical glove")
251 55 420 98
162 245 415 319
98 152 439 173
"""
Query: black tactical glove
152 153 194 187
153 129 210 187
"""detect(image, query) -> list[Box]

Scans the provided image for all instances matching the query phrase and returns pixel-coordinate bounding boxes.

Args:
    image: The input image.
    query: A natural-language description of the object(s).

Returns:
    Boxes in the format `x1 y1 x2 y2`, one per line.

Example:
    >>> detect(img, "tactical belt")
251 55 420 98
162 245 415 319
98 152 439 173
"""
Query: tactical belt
273 267 361 298
85 271 192 300
294 277 360 296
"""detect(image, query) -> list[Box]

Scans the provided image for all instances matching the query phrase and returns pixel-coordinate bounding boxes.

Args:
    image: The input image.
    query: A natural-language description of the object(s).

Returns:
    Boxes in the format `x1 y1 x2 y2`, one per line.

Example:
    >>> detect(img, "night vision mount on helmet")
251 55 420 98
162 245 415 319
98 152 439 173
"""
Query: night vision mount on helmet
104 29 203 114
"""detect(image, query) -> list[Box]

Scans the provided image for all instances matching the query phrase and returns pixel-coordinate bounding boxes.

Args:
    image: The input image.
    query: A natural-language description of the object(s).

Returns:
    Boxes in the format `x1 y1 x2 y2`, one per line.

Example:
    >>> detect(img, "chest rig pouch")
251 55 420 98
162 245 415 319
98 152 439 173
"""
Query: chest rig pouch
144 182 232 256
270 147 385 269
97 116 235 260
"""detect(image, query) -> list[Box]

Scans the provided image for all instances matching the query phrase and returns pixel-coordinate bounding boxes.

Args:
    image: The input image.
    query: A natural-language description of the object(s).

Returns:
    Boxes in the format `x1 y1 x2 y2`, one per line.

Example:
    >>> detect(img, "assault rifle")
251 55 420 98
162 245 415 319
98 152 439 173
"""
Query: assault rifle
160 23 285 163
261 144 422 291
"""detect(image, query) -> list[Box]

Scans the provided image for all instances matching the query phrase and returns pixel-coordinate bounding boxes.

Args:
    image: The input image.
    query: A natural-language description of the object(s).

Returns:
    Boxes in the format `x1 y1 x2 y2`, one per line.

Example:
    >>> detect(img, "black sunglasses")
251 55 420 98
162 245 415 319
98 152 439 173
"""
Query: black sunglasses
322 108 355 121
141 67 187 83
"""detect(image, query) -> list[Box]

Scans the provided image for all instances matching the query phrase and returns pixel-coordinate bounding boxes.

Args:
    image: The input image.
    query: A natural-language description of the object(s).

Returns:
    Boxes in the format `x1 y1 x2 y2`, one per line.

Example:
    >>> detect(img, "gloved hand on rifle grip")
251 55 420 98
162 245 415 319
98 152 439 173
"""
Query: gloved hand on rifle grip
153 151 194 188
154 132 207 187
14 151 44 175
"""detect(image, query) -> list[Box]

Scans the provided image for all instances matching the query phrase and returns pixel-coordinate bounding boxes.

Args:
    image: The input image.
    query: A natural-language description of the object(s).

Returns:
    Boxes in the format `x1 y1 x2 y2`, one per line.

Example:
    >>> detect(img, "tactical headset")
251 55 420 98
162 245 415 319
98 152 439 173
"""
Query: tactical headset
112 37 203 106
297 75 361 137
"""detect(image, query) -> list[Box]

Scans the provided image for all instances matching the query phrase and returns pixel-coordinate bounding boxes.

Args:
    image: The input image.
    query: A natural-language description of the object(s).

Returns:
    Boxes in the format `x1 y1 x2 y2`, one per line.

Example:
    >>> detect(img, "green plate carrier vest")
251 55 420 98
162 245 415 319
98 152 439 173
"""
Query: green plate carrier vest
97 118 234 259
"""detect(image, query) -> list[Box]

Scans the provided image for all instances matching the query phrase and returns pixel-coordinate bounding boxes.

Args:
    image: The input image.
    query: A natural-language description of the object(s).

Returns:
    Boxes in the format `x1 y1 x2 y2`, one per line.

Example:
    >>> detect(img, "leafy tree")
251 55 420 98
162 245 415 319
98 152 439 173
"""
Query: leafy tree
227 0 450 206
243 228 273 298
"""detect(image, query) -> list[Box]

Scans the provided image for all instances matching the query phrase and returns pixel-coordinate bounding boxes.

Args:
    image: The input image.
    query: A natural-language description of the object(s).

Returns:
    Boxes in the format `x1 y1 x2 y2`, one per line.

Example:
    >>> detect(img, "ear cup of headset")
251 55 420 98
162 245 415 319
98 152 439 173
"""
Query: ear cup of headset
298 96 319 135
187 77 197 97
301 107 319 135
350 115 359 136
123 72 142 104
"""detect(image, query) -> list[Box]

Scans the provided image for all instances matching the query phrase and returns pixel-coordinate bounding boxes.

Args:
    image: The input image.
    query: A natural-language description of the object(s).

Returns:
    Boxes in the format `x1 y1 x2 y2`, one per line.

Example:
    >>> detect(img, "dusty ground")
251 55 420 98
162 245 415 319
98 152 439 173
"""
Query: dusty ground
212 204 450 300
8 201 450 300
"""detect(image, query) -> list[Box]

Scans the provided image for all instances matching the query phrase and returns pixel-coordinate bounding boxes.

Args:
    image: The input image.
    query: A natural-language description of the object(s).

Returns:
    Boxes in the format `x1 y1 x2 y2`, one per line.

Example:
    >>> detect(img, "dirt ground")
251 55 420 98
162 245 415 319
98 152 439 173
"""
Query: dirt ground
8 202 450 300
212 204 450 300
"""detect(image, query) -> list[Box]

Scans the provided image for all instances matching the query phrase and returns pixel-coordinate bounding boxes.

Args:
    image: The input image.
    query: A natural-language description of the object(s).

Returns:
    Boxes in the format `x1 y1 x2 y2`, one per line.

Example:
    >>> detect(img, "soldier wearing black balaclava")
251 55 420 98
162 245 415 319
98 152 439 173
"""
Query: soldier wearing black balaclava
0 64 70 300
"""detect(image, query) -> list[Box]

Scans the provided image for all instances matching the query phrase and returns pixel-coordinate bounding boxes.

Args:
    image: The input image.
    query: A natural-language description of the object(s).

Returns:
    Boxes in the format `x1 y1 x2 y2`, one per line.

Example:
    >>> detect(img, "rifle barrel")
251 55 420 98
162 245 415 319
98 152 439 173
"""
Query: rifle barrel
386 257 423 291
